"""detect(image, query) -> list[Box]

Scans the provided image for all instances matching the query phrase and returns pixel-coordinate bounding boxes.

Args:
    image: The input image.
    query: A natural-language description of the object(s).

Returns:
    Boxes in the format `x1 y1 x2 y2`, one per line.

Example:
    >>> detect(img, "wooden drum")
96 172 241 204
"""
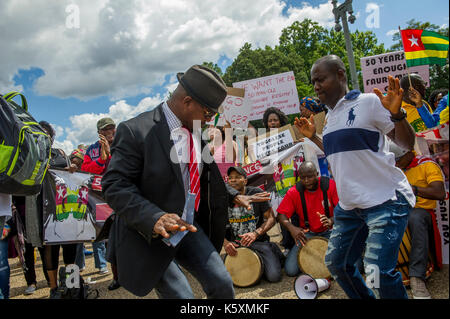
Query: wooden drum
396 227 434 286
224 247 264 287
297 236 331 279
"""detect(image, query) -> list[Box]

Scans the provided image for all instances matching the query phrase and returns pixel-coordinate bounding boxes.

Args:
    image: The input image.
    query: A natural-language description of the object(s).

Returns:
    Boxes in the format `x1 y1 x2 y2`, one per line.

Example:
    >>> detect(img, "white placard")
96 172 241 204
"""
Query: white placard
233 71 300 121
360 51 429 94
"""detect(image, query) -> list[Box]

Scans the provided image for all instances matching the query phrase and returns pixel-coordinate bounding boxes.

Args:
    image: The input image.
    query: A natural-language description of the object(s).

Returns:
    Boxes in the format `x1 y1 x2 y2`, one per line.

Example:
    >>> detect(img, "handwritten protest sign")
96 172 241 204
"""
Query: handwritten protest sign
247 124 296 162
206 87 251 129
233 71 300 121
360 51 429 94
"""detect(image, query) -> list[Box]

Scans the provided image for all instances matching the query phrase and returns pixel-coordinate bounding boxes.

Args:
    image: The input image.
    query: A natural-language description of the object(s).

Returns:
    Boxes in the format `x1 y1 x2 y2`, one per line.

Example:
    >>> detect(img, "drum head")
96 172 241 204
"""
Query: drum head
297 236 331 279
224 247 263 287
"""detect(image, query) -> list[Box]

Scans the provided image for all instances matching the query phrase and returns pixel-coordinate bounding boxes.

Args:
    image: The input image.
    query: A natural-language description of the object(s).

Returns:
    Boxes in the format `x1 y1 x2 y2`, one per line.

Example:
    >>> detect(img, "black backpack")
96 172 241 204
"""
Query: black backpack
0 92 52 195
57 266 99 299
295 176 331 228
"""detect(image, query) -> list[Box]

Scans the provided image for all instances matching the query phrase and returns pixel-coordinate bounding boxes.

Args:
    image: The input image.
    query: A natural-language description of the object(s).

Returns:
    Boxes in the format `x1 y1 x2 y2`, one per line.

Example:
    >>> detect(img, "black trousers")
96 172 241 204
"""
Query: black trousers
23 243 48 286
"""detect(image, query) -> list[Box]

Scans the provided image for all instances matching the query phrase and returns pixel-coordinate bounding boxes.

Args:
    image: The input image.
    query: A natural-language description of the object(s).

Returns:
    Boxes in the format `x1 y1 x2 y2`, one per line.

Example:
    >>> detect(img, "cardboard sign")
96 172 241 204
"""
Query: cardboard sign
206 87 251 129
233 71 300 121
436 186 449 265
360 51 429 94
247 124 296 162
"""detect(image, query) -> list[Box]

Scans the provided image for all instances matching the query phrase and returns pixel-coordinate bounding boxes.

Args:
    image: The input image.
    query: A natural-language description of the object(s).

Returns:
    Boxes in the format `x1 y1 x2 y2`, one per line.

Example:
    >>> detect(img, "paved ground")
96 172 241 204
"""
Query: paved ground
8 225 449 299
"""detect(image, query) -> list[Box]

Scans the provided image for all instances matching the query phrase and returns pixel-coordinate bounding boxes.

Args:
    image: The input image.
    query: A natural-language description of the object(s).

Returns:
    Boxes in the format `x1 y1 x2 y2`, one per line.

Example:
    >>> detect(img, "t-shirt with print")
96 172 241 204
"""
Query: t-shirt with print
226 186 270 243
322 90 415 210
277 177 339 233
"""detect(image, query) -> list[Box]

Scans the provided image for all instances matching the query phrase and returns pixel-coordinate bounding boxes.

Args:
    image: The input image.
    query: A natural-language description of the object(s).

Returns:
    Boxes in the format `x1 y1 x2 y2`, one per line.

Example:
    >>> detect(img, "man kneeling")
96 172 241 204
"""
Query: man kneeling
277 161 339 277
224 166 284 283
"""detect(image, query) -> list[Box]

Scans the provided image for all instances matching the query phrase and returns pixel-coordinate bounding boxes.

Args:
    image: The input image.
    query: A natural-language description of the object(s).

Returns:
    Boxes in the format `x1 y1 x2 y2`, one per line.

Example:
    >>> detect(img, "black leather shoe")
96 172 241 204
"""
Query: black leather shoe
108 280 121 291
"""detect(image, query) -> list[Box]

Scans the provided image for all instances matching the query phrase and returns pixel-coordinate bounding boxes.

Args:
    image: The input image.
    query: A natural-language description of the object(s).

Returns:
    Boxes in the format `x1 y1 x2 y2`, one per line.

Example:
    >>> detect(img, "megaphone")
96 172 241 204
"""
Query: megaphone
294 274 330 299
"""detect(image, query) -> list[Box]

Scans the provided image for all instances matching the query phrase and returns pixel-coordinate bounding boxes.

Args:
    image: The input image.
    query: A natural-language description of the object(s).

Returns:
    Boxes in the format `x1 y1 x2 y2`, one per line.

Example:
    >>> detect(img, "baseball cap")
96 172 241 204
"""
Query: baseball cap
97 118 116 131
227 166 247 179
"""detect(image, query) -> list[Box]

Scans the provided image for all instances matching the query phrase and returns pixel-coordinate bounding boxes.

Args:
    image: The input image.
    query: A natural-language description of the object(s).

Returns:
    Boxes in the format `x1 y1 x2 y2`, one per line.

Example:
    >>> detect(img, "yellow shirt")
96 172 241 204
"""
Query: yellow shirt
402 101 433 133
405 161 444 210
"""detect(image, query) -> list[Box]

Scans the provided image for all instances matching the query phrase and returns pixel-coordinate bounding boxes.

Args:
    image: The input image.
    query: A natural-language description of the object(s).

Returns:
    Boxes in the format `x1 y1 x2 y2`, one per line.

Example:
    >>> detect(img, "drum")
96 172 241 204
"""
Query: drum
297 236 331 279
396 227 434 286
224 247 264 287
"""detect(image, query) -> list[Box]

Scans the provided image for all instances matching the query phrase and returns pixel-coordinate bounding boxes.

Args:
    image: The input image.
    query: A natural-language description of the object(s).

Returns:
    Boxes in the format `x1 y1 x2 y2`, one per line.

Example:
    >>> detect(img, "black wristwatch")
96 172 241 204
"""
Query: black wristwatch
390 109 407 122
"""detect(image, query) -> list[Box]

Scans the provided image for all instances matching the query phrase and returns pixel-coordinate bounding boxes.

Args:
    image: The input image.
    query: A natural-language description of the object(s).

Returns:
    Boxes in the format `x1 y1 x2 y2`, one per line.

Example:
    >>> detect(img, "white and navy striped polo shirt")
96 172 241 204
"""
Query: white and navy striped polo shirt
322 90 415 211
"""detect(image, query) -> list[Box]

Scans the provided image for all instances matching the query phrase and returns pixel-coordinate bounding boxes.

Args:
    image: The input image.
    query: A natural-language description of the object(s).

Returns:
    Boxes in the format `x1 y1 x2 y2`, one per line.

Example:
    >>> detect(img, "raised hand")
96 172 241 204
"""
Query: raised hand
234 192 271 211
294 115 316 139
99 134 110 160
317 212 333 229
408 86 423 108
373 75 404 116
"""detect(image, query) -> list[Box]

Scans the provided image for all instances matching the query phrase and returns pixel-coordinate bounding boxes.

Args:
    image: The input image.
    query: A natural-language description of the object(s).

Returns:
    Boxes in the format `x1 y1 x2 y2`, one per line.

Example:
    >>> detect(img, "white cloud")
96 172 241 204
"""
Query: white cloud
386 29 397 37
1 0 338 154
0 0 335 100
54 93 164 154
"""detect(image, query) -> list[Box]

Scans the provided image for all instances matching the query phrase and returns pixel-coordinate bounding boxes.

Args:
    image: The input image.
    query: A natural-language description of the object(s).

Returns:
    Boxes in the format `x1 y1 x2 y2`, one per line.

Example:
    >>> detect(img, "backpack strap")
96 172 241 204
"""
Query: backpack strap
320 176 330 218
3 92 28 111
295 182 309 228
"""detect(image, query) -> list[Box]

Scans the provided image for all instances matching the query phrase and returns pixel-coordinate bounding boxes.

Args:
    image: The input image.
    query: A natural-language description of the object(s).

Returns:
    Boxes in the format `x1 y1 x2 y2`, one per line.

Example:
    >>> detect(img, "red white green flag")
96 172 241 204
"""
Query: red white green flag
400 29 449 67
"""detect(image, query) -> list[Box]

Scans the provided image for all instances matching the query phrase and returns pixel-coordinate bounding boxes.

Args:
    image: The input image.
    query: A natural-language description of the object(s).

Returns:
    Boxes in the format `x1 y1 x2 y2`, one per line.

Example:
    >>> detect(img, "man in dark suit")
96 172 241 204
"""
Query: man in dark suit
101 65 270 298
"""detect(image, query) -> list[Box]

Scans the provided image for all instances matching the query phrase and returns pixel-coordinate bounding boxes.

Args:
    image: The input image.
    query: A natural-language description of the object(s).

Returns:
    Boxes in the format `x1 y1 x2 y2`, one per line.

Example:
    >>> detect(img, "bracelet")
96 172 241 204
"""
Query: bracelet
253 229 260 237
413 185 418 196
390 109 407 122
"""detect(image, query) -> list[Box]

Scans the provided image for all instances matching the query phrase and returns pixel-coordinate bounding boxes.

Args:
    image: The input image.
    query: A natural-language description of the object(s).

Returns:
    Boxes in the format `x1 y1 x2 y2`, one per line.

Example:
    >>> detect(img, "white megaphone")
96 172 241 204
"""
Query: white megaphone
294 274 330 299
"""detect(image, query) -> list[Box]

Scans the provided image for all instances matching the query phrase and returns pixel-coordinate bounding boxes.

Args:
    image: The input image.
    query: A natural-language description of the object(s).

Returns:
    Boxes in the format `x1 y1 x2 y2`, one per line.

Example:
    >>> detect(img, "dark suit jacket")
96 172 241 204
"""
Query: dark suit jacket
101 103 239 296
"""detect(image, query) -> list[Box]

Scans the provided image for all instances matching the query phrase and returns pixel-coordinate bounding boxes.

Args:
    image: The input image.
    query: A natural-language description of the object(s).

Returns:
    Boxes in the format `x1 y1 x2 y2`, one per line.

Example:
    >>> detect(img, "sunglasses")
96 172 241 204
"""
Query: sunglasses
202 106 217 119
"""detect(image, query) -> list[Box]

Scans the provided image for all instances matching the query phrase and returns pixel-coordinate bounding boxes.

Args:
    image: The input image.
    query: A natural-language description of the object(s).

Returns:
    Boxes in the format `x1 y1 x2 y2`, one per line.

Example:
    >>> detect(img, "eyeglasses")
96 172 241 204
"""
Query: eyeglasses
202 106 216 119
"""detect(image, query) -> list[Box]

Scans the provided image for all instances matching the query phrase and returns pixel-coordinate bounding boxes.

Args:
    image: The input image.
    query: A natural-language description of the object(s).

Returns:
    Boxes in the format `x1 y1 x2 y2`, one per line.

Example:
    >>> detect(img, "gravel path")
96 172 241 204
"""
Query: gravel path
8 225 449 299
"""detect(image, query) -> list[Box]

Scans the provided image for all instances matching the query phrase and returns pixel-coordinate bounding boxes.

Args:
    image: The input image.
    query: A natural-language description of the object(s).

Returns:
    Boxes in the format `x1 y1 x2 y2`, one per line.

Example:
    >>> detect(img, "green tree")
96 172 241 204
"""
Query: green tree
279 19 385 90
222 42 312 97
201 62 223 76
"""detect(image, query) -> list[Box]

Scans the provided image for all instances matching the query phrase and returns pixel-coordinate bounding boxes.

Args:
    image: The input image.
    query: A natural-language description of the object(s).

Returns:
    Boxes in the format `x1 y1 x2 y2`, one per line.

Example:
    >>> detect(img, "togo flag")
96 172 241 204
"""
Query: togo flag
400 29 449 67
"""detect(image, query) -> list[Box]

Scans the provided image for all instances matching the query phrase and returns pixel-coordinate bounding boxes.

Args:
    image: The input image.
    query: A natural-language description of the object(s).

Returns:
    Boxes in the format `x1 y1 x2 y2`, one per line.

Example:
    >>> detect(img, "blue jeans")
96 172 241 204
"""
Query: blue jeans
93 241 107 269
324 192 410 299
155 225 234 299
250 241 284 282
0 239 10 299
284 229 332 277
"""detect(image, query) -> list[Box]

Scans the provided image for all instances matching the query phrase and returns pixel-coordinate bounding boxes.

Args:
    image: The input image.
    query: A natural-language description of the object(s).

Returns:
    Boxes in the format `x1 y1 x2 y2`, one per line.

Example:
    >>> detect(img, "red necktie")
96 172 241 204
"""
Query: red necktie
184 127 200 211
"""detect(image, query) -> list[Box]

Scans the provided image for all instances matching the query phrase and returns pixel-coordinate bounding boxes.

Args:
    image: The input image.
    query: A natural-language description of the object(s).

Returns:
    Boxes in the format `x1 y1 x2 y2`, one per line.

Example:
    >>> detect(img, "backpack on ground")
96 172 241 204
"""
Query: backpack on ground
57 266 99 299
0 92 52 195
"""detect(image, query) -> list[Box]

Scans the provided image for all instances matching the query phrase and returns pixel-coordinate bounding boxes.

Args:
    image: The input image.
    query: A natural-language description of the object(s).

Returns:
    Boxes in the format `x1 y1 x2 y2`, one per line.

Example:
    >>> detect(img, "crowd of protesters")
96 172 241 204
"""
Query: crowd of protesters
1 58 448 300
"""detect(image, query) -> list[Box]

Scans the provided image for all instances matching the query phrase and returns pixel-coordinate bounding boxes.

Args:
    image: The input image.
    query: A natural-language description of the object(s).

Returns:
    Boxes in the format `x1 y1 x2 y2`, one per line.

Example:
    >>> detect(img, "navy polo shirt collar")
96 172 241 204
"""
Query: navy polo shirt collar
344 90 361 101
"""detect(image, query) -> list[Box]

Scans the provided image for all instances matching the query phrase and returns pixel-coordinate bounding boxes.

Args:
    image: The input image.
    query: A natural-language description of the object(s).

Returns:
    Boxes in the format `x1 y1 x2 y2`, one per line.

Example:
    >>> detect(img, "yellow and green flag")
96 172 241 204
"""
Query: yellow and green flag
400 29 449 67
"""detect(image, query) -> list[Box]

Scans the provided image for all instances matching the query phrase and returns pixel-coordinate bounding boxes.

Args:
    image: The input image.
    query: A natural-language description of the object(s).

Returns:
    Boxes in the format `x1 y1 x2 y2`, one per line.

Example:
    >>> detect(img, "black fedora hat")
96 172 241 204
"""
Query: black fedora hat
177 65 227 112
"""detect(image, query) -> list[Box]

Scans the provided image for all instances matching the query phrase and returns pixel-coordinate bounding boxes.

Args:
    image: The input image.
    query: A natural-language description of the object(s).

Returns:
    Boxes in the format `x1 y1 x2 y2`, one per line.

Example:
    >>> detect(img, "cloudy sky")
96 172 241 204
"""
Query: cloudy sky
1 0 448 153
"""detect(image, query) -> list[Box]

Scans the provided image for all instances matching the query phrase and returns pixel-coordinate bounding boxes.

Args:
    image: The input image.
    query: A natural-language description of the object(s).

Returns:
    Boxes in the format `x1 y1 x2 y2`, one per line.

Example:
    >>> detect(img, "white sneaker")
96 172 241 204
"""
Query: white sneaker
24 284 36 295
99 267 109 274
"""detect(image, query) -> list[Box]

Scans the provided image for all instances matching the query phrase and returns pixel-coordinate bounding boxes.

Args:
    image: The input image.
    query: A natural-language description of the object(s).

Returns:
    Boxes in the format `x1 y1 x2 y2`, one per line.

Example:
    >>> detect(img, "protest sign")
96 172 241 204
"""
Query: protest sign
360 51 429 94
233 71 300 121
414 121 449 263
247 124 296 162
436 185 449 265
206 87 251 129
42 169 112 244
